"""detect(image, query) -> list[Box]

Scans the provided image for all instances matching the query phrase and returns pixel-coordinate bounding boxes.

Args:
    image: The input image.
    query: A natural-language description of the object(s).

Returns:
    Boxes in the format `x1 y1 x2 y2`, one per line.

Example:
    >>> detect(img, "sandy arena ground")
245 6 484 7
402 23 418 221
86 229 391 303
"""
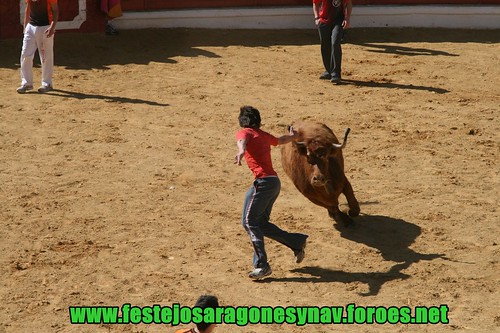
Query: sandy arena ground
0 28 498 333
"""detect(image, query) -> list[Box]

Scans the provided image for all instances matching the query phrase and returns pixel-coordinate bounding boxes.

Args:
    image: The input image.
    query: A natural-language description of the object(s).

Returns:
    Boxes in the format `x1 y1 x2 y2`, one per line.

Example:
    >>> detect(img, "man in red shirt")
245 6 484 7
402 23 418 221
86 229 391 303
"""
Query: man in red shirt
17 0 59 93
313 0 352 83
235 106 308 279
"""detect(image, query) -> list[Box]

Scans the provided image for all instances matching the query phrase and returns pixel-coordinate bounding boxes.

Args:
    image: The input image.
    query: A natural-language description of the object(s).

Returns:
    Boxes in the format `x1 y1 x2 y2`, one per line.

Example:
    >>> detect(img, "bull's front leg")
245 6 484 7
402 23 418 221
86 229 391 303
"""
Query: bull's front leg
343 179 360 217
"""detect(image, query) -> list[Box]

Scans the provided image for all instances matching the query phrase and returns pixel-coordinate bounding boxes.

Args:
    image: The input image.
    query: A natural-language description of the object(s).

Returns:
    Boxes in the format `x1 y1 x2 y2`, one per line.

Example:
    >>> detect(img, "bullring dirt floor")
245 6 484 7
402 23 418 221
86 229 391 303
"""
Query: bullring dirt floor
0 28 498 333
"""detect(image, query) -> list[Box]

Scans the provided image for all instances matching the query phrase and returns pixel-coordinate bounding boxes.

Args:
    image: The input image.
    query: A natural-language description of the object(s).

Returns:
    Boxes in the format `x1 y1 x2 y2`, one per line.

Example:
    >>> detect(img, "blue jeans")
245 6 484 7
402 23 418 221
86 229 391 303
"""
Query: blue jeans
241 176 308 268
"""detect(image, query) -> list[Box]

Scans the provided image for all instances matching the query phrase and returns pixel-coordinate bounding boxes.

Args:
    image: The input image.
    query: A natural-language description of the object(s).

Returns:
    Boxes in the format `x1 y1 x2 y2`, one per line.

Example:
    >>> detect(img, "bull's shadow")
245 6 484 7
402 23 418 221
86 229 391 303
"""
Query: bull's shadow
262 214 444 296
335 214 442 264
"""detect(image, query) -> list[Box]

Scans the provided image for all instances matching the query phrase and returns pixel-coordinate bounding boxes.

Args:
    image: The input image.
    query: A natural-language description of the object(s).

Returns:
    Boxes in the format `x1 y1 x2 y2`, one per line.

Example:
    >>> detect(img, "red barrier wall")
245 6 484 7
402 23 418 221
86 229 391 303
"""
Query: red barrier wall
121 0 500 10
1 0 499 39
355 0 499 3
0 0 105 40
0 1 22 39
122 0 310 10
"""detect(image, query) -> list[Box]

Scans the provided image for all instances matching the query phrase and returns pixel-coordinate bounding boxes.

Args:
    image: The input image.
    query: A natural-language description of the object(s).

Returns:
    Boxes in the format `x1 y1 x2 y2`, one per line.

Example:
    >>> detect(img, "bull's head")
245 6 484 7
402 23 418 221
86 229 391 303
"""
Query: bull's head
293 128 350 193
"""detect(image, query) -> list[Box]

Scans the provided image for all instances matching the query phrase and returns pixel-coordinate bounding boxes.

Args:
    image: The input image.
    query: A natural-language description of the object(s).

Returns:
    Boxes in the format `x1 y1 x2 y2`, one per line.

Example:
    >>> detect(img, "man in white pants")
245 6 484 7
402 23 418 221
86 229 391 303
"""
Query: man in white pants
17 0 59 94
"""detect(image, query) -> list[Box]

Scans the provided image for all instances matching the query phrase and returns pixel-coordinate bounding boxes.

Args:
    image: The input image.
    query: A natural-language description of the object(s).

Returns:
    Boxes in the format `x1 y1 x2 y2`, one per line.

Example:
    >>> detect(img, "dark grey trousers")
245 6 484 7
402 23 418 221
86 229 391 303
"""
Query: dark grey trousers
318 22 344 78
241 176 307 268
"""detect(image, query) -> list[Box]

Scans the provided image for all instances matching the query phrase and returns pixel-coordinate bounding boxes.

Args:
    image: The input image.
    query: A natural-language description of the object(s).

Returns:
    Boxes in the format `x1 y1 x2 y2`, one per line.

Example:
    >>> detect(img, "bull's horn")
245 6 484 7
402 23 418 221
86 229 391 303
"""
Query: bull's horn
332 128 351 149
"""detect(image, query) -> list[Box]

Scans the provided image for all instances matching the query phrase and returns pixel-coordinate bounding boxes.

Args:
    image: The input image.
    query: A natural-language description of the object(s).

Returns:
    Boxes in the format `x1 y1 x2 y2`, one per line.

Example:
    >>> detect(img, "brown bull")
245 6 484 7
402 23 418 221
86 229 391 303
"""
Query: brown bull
281 121 360 226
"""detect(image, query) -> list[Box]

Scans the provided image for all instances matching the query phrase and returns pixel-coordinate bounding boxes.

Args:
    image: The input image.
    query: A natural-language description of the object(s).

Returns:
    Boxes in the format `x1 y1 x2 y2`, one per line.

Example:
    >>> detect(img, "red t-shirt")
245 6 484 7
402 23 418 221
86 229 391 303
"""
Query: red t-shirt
27 0 57 26
236 128 279 179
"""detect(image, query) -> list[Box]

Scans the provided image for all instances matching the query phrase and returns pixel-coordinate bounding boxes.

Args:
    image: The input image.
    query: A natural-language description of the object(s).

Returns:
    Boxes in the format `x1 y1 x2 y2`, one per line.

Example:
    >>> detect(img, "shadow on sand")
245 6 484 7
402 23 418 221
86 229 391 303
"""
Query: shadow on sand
0 29 315 70
260 214 444 296
2 28 498 70
42 88 170 106
353 42 459 57
340 79 449 94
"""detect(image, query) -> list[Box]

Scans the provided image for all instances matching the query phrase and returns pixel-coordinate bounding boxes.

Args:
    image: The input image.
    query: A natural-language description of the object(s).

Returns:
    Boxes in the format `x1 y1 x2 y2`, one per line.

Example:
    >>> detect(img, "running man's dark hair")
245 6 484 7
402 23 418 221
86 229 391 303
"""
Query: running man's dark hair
239 105 261 129
194 295 219 331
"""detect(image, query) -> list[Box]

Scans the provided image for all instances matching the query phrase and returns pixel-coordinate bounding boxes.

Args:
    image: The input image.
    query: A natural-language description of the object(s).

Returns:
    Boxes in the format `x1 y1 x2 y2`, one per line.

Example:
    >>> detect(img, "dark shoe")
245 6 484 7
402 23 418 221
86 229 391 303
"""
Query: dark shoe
331 75 342 84
294 237 308 264
319 71 331 80
105 24 118 35
248 265 272 280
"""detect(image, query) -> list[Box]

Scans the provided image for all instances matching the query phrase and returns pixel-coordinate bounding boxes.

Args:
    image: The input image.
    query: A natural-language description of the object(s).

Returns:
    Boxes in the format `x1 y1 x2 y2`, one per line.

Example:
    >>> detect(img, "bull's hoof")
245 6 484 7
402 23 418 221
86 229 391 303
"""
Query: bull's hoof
339 215 355 228
348 206 360 217
329 210 354 228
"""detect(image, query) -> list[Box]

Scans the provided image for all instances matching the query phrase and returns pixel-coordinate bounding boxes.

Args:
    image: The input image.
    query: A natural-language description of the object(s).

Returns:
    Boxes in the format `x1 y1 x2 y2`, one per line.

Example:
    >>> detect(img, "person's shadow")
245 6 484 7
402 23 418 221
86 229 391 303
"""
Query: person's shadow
45 88 170 106
262 214 445 296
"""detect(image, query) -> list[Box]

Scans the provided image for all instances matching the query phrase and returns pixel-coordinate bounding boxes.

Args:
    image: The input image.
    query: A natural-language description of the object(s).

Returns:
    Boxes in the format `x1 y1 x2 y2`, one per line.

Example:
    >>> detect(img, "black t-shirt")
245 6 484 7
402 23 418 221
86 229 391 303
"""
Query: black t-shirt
29 0 52 26
330 0 345 23
317 0 345 25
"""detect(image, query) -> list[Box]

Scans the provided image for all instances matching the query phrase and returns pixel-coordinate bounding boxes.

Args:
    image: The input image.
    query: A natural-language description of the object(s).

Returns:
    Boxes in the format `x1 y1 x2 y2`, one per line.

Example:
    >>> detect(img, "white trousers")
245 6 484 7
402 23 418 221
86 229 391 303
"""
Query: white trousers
20 23 54 87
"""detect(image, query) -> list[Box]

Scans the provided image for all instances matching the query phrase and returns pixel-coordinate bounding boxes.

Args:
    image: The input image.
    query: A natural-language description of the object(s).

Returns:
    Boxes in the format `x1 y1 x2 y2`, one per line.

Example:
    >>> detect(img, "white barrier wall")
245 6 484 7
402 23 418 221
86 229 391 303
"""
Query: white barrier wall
111 5 500 30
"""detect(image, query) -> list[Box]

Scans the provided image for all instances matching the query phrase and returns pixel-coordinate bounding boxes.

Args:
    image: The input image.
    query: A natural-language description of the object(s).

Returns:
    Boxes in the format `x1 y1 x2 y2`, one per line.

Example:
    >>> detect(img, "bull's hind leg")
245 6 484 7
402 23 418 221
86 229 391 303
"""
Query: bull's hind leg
343 179 360 217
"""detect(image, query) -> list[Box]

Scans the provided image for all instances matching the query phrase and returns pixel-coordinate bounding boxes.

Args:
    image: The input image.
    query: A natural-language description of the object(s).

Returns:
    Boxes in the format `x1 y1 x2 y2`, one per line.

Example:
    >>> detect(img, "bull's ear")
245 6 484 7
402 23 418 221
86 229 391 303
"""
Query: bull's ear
328 146 339 157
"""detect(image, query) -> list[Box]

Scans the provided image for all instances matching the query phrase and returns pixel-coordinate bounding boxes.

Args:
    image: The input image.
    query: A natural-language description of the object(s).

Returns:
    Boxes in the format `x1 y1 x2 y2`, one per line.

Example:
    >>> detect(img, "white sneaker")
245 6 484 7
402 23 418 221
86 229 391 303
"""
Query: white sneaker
38 84 53 93
16 84 33 94
248 266 272 280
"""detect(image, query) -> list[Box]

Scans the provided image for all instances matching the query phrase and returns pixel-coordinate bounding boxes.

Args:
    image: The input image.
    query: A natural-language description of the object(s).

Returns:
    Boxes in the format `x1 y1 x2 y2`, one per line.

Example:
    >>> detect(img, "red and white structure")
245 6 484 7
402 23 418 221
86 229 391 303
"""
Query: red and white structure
1 0 499 39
